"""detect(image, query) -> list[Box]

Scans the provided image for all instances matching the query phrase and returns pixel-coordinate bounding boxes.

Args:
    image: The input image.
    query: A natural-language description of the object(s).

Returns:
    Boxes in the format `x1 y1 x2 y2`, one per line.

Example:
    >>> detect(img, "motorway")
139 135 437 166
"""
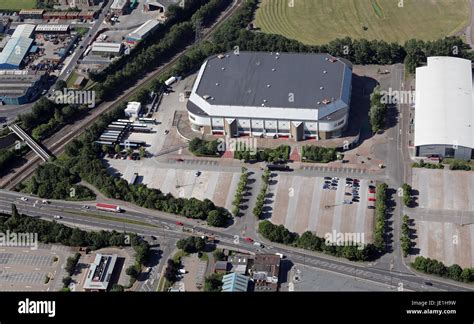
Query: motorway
0 189 471 292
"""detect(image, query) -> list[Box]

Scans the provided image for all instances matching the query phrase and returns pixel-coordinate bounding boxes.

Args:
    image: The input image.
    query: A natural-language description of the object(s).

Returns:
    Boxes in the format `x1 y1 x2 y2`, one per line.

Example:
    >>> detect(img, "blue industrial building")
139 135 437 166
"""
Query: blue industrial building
0 37 34 70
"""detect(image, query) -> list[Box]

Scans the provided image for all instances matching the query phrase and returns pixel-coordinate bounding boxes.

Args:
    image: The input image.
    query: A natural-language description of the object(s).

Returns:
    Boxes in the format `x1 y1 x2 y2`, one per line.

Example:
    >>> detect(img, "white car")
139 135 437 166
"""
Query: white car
42 200 49 204
20 197 28 202
54 215 62 219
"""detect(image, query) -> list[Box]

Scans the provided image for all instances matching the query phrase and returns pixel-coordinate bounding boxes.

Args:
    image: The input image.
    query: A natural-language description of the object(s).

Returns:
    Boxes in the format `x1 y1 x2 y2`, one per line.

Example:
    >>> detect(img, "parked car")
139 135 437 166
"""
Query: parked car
20 197 28 202
244 237 254 243
368 197 376 202
176 221 184 226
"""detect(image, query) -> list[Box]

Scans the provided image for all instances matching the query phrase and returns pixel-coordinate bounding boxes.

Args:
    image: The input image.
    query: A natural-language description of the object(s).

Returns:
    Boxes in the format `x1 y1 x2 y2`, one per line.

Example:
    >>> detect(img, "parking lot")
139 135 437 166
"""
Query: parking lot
107 157 240 211
0 245 73 291
285 265 390 291
409 168 474 268
178 254 207 291
415 221 474 268
412 169 474 211
269 174 376 240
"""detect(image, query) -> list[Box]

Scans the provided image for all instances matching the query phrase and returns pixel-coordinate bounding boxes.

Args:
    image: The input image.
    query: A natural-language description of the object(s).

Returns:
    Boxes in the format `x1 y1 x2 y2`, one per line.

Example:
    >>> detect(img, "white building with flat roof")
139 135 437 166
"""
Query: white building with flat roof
125 101 142 117
83 254 118 291
91 42 123 57
186 51 352 141
126 19 160 44
414 56 474 160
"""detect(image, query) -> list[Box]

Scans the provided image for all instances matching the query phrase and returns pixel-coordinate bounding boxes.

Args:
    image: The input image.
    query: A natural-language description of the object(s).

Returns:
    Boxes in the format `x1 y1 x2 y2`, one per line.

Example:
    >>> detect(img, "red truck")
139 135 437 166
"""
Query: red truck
96 203 122 213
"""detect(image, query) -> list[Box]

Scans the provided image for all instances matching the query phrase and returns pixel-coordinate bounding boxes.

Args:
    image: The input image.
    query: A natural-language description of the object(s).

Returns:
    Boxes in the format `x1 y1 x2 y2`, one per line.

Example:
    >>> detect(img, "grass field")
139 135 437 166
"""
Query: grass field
255 0 470 45
0 0 36 10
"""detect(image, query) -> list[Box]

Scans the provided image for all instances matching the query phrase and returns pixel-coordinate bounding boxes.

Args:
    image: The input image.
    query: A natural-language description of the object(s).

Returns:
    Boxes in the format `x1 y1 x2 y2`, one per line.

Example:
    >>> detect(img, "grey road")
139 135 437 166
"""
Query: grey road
0 189 471 292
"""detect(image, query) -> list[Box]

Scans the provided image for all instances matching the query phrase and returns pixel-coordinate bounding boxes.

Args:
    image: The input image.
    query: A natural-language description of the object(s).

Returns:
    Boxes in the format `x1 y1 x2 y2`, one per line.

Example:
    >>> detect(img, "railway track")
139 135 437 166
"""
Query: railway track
1 0 242 190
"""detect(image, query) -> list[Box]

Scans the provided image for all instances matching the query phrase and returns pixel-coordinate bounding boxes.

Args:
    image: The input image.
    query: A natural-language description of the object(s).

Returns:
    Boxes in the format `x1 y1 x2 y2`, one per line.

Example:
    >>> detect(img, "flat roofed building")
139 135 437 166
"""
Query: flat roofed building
222 273 249 292
91 42 122 57
12 24 36 39
19 9 45 20
0 37 34 70
83 253 118 291
187 51 352 141
35 24 70 33
111 0 130 15
0 70 46 105
143 0 180 12
250 254 281 292
126 19 160 44
125 101 141 117
414 56 474 160
228 253 250 274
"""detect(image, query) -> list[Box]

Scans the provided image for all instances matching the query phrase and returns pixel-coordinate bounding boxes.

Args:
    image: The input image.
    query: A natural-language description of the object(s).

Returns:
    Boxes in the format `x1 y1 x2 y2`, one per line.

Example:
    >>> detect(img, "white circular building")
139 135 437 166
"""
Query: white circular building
186 51 353 141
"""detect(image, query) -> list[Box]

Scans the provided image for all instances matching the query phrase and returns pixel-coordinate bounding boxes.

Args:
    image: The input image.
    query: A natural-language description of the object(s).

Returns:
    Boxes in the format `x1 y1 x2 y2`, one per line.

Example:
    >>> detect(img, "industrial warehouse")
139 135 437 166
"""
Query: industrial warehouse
414 56 474 160
186 51 353 141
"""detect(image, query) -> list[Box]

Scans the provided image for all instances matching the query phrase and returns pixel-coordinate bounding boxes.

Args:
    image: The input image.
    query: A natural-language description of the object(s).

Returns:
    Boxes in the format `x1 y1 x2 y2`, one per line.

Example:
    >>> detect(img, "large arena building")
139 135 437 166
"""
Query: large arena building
186 51 353 141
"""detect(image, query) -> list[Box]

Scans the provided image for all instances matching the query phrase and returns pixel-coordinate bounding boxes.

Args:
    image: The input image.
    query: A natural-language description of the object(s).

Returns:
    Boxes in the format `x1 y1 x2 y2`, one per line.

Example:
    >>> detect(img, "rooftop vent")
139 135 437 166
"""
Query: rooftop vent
263 99 267 103
267 84 271 88
215 82 219 86
322 98 331 104
261 104 265 107
221 67 225 70
329 58 337 63
272 68 276 71
325 57 329 61
320 86 324 90
317 101 321 105
323 70 327 74
256 61 261 66
203 95 211 100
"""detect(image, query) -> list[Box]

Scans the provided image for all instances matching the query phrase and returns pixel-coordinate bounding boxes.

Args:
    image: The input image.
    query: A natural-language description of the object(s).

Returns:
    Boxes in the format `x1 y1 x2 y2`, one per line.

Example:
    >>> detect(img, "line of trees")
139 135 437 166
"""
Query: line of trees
22 163 95 200
209 0 473 73
188 138 221 157
234 145 290 163
1 204 130 249
258 220 377 261
401 215 412 257
402 183 412 207
301 145 338 163
232 167 249 216
373 183 388 251
176 236 206 254
412 256 474 283
253 168 271 219
369 86 388 133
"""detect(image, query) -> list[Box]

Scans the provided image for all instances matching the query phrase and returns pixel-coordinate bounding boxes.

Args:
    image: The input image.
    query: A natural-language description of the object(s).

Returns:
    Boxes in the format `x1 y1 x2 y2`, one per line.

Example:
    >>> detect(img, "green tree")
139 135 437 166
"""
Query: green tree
204 273 223 292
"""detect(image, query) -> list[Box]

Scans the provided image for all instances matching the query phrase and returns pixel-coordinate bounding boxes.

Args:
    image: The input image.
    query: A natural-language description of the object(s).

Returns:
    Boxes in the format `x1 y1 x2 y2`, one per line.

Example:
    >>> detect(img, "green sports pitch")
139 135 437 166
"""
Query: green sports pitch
255 0 470 45
0 0 36 10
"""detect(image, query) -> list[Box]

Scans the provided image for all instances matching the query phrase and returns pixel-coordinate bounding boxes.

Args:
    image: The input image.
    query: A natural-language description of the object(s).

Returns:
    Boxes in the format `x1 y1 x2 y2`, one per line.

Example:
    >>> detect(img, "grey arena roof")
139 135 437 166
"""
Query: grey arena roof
195 51 351 109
